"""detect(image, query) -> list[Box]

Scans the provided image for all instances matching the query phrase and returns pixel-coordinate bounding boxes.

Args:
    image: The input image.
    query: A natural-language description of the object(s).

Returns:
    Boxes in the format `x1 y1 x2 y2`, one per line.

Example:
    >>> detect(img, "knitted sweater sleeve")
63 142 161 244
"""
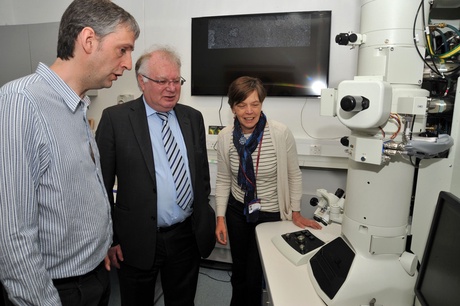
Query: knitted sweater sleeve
270 120 302 220
214 126 233 217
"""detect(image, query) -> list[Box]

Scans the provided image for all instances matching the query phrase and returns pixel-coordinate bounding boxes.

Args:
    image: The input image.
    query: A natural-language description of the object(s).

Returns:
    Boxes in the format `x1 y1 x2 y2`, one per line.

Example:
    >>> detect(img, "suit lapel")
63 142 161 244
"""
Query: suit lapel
129 98 156 182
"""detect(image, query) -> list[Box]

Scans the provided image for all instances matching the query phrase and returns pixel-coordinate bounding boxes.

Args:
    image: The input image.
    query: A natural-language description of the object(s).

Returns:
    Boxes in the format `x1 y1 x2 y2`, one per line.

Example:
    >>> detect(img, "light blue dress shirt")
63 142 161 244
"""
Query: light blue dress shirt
143 99 193 227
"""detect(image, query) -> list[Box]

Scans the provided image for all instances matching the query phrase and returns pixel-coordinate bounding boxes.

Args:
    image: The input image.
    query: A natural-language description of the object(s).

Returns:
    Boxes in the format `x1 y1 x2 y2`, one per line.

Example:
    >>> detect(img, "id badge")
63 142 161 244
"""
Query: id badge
248 198 261 214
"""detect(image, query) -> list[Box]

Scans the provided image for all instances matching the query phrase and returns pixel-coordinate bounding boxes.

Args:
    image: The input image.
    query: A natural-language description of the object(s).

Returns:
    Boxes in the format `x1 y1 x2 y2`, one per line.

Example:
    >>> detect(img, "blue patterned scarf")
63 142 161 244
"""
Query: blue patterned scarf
232 112 267 220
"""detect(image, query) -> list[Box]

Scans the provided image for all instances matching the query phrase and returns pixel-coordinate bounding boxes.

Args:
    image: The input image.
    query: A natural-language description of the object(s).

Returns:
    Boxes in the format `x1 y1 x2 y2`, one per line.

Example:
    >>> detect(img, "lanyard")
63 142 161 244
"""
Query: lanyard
239 133 264 197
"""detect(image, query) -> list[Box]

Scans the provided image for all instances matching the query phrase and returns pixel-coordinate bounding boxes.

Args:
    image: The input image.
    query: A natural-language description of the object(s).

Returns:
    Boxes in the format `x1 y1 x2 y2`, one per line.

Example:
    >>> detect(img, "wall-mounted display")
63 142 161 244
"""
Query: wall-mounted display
191 11 331 97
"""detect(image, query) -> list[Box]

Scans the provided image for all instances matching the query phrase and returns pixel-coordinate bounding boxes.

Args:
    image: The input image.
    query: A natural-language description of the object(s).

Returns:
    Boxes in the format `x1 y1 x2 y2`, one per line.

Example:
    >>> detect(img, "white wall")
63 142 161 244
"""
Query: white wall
1 0 353 192
143 0 360 142
0 0 147 132
0 0 359 142
0 0 70 25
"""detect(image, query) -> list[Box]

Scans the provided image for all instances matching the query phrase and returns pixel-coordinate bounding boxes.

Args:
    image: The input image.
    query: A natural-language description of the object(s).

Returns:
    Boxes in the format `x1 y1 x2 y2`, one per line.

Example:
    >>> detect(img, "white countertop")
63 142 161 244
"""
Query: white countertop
256 221 341 306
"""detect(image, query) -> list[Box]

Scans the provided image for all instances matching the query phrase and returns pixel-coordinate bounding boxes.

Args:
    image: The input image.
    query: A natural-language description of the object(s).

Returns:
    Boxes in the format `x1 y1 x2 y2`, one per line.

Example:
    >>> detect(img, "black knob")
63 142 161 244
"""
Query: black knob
340 136 349 147
335 33 350 45
335 188 345 198
310 197 319 207
340 95 370 112
348 33 358 43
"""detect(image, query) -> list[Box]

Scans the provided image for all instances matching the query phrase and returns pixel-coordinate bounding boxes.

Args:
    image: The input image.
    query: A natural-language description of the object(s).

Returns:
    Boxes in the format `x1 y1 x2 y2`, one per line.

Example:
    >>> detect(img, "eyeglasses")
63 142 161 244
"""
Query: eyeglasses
141 74 186 87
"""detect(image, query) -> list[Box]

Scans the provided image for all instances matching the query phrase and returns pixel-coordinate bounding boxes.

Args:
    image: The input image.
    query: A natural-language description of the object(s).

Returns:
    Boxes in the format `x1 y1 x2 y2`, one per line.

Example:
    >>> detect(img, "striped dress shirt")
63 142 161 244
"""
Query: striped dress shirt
0 63 112 305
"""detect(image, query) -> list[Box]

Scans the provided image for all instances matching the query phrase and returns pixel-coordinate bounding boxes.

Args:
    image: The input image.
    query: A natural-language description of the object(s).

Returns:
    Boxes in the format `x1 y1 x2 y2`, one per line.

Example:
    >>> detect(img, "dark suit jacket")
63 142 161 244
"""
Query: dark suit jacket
95 96 216 270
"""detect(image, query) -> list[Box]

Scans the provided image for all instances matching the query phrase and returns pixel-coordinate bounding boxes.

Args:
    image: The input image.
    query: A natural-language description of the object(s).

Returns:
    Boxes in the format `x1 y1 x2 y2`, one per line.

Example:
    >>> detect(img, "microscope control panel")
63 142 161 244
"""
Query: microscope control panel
281 230 325 255
272 229 325 266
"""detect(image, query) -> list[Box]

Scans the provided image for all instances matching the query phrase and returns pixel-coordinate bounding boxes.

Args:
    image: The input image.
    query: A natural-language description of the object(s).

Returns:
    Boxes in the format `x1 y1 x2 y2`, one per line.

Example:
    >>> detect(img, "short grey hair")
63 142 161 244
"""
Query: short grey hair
57 0 140 60
135 45 182 89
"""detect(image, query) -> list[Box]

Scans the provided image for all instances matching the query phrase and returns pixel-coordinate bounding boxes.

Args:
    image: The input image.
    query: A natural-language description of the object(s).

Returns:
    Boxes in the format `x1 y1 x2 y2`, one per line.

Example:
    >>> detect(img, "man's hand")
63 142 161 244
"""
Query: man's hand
107 245 124 269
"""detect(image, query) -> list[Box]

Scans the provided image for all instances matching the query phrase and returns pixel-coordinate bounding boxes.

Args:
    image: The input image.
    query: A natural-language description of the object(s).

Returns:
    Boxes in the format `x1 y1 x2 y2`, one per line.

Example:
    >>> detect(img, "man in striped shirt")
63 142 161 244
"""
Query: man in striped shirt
0 0 139 305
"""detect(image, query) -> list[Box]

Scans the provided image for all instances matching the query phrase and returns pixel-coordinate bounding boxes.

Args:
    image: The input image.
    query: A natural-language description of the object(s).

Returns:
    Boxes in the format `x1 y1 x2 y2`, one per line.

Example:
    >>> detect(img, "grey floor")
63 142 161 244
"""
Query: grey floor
108 261 233 306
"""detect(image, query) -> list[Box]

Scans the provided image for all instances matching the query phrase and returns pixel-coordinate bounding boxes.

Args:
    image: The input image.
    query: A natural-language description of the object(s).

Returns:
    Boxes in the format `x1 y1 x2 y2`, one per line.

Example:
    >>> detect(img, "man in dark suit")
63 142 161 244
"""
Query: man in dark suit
95 46 215 306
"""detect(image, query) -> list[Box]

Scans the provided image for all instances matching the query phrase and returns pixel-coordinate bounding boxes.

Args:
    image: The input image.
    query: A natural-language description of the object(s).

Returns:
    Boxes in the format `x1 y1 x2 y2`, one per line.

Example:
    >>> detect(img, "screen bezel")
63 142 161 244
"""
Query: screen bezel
414 191 460 306
191 11 331 97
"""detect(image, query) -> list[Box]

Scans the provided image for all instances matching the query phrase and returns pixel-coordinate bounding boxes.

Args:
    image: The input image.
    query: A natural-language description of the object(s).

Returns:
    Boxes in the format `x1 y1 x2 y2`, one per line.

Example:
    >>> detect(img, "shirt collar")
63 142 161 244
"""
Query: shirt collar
142 95 175 118
36 62 89 113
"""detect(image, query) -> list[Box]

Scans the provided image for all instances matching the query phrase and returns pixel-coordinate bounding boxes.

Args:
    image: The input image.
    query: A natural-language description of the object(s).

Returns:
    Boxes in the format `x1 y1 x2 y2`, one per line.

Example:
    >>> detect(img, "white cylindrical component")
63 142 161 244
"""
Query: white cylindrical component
358 0 429 85
399 251 418 276
310 1 427 305
360 0 425 46
342 153 414 253
427 97 454 113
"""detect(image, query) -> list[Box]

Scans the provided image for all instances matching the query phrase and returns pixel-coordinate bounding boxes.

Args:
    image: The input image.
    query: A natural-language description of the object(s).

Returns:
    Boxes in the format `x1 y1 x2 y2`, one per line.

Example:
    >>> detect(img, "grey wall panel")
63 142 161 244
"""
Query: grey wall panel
0 22 59 87
28 22 59 69
0 25 31 86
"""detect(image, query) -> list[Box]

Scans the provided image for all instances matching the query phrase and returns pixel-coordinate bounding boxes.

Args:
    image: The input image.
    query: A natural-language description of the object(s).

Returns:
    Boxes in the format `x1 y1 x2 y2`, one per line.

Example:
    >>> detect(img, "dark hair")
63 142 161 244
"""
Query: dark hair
57 0 140 60
227 76 267 108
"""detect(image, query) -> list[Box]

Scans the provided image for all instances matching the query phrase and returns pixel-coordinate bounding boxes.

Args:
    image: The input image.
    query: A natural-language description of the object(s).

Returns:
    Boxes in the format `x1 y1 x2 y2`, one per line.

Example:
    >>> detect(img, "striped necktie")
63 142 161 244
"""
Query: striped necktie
157 112 192 210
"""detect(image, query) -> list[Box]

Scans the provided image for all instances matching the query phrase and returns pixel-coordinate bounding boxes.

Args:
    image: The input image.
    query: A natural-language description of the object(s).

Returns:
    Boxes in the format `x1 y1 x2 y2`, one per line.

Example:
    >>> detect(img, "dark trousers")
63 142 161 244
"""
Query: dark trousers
117 217 200 306
2 262 110 306
1 283 6 306
226 196 281 306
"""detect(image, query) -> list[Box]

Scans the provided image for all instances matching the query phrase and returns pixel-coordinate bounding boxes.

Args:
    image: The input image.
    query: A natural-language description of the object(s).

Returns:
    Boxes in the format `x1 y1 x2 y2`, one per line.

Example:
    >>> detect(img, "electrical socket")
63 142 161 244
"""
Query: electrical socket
310 144 322 156
206 139 217 150
207 135 218 150
117 94 134 104
208 125 225 135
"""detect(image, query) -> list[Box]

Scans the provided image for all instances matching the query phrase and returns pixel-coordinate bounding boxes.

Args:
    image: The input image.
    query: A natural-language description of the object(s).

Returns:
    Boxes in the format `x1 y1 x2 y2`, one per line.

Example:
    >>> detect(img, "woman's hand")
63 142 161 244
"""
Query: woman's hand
215 216 228 245
292 211 322 230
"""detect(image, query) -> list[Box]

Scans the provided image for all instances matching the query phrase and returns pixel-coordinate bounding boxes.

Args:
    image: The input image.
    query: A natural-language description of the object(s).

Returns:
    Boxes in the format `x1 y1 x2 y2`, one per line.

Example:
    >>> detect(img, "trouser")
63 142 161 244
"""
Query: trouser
226 195 280 306
52 262 110 306
2 262 110 306
1 283 6 306
117 217 200 306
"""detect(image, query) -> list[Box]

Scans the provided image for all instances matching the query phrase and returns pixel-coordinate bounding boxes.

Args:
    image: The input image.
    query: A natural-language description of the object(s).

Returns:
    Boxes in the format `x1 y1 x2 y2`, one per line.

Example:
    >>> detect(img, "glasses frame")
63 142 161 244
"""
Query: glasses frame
141 74 186 86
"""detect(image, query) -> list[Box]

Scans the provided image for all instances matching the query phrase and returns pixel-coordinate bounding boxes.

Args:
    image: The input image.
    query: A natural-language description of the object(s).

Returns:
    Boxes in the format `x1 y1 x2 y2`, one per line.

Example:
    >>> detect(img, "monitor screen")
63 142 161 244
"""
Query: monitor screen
191 11 331 97
414 191 460 306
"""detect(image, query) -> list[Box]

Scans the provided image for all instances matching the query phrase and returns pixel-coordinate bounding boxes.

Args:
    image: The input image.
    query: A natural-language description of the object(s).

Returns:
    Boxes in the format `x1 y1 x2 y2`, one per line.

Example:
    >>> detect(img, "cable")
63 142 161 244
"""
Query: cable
413 0 436 74
423 2 445 77
378 126 386 139
438 44 460 59
198 270 232 283
433 28 448 53
300 98 320 139
389 113 402 140
153 292 164 305
300 97 342 140
219 96 224 126
416 1 460 80
446 24 460 38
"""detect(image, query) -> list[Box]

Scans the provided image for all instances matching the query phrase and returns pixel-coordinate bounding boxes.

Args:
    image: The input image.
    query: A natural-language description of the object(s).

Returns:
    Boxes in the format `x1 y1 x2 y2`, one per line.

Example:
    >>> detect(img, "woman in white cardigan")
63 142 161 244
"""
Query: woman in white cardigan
215 76 322 306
